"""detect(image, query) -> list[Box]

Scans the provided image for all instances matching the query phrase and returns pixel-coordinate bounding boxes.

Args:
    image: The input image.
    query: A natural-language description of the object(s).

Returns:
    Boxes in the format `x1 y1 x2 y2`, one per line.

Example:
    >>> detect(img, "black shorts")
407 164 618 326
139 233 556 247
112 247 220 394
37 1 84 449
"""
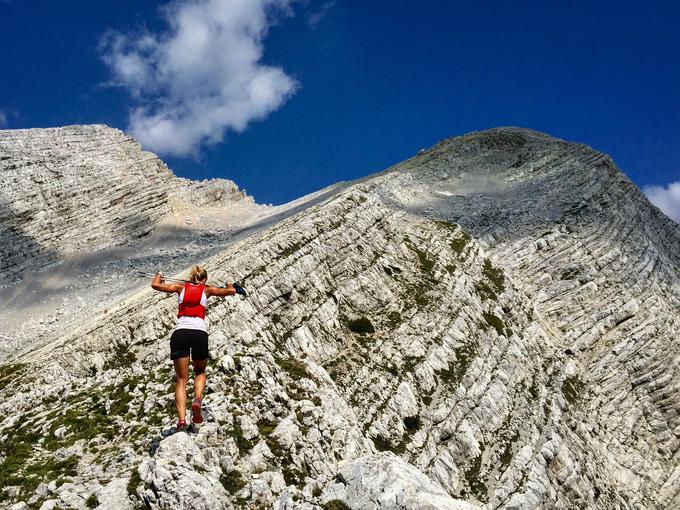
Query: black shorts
170 329 209 361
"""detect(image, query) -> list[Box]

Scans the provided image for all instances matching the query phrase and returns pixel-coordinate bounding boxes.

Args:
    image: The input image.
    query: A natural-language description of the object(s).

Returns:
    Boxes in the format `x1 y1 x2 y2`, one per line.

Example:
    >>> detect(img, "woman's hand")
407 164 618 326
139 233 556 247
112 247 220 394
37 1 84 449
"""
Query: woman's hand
232 282 247 297
151 272 183 294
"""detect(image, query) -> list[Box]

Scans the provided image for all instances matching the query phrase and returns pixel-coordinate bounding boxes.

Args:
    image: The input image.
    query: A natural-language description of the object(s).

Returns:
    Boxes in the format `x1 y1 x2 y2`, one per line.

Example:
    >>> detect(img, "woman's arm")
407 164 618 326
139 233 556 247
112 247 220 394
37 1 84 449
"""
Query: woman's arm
151 272 183 294
205 284 237 297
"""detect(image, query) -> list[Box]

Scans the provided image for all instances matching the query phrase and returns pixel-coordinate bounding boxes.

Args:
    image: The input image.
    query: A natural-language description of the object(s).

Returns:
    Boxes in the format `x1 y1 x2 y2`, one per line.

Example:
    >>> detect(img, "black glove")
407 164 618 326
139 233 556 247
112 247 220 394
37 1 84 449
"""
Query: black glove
232 282 247 297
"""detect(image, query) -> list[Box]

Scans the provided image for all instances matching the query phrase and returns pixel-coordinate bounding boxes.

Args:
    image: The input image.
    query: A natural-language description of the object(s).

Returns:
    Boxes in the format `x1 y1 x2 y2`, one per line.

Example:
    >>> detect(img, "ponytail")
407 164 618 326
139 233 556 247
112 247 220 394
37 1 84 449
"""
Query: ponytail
189 265 207 284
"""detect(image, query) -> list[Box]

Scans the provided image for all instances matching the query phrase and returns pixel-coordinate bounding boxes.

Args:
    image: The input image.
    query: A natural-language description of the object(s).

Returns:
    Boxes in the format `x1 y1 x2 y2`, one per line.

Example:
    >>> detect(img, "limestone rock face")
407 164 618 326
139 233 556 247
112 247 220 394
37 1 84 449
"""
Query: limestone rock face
139 432 232 509
0 124 271 357
0 125 171 280
383 128 680 509
0 126 679 510
321 452 481 509
0 124 256 281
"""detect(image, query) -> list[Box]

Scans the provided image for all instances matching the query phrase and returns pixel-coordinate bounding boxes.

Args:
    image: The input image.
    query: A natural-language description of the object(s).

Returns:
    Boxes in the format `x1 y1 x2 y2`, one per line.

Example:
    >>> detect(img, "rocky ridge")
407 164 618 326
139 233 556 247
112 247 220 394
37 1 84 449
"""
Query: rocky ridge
0 127 678 510
0 124 265 280
0 124 328 361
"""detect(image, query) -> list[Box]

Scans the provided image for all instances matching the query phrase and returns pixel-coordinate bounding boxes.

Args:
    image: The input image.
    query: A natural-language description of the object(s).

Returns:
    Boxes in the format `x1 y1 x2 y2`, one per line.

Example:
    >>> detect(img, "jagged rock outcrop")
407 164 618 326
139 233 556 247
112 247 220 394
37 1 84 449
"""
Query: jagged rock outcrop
139 431 232 509
0 124 256 281
383 129 680 508
319 452 481 509
0 124 279 361
0 126 678 510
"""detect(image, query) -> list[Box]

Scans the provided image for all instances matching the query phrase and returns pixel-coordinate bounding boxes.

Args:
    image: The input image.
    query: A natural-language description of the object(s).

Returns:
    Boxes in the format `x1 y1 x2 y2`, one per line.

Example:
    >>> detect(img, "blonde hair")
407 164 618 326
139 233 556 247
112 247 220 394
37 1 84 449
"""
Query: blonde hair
189 265 208 283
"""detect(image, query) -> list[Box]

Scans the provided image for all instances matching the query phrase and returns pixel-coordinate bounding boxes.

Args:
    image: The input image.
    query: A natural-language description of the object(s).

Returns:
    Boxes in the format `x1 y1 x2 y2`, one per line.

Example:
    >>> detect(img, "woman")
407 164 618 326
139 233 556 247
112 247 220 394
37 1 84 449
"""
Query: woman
151 266 245 432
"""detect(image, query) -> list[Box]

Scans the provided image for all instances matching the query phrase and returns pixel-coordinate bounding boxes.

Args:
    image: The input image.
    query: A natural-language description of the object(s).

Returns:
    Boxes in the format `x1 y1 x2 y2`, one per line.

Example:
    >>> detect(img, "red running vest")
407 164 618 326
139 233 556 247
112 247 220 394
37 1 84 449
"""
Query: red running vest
177 283 206 319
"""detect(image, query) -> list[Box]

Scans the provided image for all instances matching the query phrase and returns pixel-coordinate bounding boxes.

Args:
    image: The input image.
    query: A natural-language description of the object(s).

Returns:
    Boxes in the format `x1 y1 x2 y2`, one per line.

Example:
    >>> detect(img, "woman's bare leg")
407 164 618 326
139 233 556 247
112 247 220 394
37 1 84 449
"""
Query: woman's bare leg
173 356 190 422
193 359 207 399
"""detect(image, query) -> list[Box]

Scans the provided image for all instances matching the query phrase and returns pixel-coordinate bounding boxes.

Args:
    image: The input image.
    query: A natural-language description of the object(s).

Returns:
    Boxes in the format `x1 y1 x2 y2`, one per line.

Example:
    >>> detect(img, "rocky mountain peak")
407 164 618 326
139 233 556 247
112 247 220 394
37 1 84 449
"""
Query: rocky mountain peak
0 126 678 510
0 124 261 282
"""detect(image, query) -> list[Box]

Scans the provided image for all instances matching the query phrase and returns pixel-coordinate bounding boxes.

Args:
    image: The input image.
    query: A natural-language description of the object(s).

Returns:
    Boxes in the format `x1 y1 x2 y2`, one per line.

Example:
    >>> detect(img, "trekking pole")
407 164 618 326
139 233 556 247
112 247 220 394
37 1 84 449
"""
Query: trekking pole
137 272 199 284
137 272 184 282
157 276 191 283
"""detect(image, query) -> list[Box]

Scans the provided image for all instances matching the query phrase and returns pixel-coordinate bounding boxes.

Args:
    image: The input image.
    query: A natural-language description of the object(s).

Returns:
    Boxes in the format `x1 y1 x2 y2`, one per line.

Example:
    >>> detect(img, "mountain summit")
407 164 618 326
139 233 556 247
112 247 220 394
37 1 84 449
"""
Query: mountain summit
0 126 678 509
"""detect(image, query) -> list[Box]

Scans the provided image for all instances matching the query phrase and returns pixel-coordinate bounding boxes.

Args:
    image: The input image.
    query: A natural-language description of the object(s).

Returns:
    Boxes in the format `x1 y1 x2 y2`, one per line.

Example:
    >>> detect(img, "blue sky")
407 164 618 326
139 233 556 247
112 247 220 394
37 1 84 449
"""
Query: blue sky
1 1 679 215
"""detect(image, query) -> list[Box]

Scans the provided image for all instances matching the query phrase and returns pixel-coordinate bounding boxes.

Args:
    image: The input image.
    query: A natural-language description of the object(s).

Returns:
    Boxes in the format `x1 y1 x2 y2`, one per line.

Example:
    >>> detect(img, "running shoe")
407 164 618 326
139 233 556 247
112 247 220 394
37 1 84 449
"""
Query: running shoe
176 420 187 433
191 397 204 425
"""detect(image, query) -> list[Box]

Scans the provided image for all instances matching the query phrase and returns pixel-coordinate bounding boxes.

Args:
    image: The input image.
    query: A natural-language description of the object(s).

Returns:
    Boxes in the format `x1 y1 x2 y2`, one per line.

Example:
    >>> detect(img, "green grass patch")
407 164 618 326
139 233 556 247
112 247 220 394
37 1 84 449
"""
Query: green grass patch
385 311 402 329
108 376 140 415
85 493 98 509
103 342 137 370
372 435 407 455
410 245 435 275
0 363 26 393
482 312 506 337
0 373 149 500
400 237 440 311
434 219 459 233
347 317 375 335
402 355 422 374
414 292 432 308
50 404 115 444
322 500 351 510
280 241 304 258
264 434 286 459
437 344 476 389
372 435 393 452
560 268 579 280
45 376 143 448
476 258 505 301
275 356 313 381
403 415 421 432
282 464 307 488
482 258 505 292
475 281 498 301
562 375 584 405
0 430 37 493
257 418 277 436
406 242 436 275
464 444 488 503
498 430 520 471
127 466 142 495
229 418 254 455
450 231 471 255
4 454 79 497
220 469 247 493
529 374 540 400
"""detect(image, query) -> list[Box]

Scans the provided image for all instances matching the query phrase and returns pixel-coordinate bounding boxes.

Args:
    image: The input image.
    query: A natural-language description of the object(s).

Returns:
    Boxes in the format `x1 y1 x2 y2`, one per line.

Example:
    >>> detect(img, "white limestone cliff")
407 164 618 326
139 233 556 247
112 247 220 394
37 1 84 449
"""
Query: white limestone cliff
0 126 678 510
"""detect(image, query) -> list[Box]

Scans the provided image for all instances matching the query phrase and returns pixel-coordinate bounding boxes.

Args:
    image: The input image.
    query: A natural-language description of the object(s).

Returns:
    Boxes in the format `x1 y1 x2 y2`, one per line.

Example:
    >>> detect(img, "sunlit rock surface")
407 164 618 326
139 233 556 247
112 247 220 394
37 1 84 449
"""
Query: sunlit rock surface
0 126 678 509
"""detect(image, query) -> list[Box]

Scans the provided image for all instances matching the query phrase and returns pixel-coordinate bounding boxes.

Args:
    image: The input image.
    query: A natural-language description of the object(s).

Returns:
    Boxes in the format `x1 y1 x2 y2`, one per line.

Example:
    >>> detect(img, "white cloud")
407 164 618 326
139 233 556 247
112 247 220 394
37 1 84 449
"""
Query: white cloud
101 0 299 157
643 181 680 223
307 1 335 27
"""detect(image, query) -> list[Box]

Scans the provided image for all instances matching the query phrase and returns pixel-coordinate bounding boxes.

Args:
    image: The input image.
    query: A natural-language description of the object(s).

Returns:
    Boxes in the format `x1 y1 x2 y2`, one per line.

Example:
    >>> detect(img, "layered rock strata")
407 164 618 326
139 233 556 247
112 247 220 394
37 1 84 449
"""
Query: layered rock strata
0 127 678 510
0 125 253 281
